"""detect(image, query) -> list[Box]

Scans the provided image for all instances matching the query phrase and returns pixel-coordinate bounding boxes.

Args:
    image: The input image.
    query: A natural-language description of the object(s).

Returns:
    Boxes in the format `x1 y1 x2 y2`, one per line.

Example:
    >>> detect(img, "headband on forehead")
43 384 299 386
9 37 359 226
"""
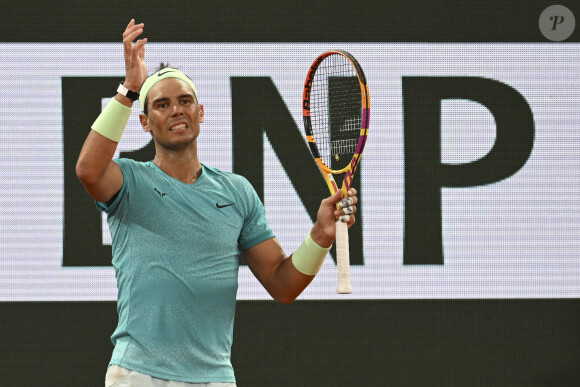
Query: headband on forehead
138 68 197 110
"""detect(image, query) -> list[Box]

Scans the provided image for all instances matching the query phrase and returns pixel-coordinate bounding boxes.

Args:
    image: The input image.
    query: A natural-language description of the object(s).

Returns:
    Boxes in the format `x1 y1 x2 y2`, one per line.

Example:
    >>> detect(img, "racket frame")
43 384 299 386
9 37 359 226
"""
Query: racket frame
302 50 370 294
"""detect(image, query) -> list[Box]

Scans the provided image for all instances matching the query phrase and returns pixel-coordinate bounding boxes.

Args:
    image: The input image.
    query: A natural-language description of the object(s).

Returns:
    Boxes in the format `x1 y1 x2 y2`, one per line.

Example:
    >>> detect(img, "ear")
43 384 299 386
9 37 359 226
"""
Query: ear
198 105 205 123
139 113 151 133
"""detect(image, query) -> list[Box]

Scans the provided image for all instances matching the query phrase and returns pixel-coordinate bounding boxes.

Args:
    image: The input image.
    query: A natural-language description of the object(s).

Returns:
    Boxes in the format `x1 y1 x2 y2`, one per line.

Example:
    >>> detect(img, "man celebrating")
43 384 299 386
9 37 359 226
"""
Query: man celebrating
76 19 358 387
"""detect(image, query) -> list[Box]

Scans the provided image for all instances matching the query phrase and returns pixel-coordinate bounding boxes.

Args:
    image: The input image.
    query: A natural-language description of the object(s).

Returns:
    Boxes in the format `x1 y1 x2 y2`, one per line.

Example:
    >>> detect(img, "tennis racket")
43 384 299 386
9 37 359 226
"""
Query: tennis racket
302 50 370 294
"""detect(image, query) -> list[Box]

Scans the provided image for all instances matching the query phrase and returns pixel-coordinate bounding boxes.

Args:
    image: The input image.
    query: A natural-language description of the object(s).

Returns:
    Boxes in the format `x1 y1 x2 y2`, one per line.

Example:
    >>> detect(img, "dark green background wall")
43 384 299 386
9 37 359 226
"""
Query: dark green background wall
2 300 580 386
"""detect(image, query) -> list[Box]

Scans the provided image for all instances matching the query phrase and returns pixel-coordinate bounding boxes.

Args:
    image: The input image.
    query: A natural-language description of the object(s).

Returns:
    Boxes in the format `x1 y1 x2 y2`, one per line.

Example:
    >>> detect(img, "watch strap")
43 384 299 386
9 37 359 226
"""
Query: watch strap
117 83 140 101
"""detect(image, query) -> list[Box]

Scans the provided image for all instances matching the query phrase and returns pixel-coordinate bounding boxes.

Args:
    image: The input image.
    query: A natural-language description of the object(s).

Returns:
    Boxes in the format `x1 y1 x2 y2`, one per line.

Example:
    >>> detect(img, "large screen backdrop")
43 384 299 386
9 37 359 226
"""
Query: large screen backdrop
1 1 579 386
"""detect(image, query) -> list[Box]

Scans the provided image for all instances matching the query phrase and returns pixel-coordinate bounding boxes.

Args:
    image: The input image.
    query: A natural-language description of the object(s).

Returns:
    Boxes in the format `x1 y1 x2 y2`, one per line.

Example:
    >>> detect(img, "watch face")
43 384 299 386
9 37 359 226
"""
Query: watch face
126 90 139 101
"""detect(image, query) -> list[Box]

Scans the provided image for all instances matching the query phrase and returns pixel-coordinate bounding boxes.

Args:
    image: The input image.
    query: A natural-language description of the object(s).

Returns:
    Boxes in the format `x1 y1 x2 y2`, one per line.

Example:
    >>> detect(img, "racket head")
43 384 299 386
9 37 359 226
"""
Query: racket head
302 50 370 193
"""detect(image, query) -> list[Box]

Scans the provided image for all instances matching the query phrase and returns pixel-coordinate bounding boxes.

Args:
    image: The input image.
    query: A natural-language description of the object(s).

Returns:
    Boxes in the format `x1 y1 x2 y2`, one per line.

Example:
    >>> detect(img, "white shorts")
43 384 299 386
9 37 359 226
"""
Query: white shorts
105 365 237 387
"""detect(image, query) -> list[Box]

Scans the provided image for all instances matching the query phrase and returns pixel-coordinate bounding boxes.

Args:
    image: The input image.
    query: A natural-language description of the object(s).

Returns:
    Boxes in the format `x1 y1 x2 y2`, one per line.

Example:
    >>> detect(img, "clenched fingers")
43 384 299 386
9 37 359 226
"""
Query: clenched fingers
335 189 357 224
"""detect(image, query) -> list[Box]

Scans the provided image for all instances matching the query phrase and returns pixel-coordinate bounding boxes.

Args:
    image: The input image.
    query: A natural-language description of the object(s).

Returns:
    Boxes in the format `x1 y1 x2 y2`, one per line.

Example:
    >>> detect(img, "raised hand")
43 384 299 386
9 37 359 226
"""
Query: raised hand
122 19 148 92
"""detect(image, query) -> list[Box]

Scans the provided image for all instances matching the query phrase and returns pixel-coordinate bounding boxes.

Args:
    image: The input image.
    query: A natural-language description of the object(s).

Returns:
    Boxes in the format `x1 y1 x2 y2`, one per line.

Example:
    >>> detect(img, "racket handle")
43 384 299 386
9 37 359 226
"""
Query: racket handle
335 220 352 294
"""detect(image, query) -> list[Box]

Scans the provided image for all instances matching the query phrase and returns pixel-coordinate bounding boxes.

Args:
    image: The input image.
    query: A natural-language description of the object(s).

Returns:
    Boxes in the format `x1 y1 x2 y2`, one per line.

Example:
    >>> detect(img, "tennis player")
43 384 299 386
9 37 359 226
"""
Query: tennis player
76 20 358 387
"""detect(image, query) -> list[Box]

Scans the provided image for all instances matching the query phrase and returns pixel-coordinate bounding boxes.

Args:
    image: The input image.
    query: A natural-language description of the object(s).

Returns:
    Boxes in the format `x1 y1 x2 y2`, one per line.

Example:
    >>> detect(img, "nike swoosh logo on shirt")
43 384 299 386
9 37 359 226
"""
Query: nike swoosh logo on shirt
216 202 235 208
154 188 166 197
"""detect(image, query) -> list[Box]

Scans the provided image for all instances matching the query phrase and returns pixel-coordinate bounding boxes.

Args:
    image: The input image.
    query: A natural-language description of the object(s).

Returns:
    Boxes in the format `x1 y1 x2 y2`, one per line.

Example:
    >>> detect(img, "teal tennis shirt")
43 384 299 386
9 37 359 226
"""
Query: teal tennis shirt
96 159 275 383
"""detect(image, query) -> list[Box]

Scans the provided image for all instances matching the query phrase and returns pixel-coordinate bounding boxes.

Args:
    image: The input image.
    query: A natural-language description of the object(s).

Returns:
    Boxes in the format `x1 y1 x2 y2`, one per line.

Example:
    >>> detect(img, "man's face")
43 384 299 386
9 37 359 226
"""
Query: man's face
139 78 204 150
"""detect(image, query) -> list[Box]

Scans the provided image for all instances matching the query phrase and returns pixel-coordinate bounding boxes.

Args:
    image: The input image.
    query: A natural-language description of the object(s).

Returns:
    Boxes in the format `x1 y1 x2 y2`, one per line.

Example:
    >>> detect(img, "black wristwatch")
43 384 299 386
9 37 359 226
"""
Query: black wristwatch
117 82 140 101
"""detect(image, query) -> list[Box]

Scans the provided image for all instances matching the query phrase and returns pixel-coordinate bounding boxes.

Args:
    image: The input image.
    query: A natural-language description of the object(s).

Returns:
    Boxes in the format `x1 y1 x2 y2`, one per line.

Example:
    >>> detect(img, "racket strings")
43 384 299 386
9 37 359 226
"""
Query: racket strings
310 54 362 169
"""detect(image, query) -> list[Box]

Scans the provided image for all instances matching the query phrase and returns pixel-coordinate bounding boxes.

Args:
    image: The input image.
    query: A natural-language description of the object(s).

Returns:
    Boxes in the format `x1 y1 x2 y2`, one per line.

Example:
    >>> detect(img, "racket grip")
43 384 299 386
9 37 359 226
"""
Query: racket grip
335 220 352 294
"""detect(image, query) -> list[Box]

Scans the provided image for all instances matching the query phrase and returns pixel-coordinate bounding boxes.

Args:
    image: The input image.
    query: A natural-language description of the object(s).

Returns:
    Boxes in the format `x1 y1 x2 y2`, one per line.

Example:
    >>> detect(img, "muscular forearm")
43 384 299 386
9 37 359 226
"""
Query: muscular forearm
244 237 317 304
271 257 315 304
76 92 133 183
76 130 119 185
75 93 133 202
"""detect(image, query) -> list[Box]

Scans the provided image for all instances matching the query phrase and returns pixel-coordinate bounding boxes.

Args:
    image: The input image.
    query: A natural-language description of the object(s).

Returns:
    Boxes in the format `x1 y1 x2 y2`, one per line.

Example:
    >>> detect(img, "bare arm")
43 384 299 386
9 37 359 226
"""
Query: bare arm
244 189 358 304
75 19 148 202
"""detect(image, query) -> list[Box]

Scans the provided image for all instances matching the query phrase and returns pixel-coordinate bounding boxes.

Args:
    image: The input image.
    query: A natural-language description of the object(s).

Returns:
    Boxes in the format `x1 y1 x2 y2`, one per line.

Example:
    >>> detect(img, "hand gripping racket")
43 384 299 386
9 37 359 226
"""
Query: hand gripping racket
302 50 370 294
